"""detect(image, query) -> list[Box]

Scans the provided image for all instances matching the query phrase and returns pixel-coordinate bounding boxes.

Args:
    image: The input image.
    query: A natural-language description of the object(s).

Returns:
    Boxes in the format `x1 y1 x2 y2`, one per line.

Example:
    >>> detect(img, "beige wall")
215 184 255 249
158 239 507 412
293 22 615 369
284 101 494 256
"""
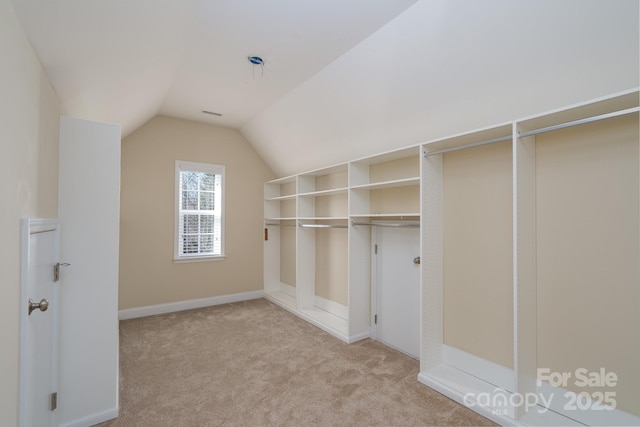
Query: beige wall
370 156 419 183
536 115 639 415
119 116 274 309
280 224 296 287
0 0 61 423
443 141 514 369
315 226 349 305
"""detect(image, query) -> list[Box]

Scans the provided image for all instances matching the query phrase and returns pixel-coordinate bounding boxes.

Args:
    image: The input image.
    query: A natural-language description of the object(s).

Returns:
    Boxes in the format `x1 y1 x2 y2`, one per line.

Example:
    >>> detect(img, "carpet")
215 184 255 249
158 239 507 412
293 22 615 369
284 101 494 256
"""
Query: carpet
98 298 494 426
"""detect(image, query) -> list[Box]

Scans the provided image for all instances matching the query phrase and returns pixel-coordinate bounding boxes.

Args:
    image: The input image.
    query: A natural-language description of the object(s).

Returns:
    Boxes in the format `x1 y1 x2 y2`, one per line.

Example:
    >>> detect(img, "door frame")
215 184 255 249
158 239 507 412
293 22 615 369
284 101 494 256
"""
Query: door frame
18 218 60 427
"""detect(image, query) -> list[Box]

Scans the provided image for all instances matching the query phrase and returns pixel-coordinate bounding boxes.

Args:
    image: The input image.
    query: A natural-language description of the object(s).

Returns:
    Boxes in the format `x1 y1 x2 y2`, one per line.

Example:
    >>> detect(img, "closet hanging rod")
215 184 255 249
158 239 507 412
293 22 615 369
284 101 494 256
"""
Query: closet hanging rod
422 106 639 158
423 134 512 157
265 223 296 227
517 106 639 138
351 221 419 228
298 223 348 229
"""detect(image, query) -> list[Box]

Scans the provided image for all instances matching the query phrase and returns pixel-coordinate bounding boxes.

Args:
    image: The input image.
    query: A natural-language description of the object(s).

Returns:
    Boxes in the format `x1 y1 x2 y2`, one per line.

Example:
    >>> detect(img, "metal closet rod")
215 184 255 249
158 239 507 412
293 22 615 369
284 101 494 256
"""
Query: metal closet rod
423 106 639 157
265 223 296 227
299 223 348 229
351 221 419 228
424 134 512 157
517 107 639 138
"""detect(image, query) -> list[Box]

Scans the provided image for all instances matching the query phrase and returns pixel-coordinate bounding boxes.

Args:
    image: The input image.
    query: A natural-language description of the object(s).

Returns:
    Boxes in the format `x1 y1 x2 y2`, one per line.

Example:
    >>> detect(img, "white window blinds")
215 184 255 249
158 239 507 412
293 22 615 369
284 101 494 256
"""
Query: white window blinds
175 161 225 260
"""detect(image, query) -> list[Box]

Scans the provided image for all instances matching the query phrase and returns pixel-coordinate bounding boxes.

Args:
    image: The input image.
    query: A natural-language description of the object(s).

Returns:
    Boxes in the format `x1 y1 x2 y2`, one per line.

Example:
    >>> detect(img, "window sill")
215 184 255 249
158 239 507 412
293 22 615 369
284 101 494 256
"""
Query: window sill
173 255 226 264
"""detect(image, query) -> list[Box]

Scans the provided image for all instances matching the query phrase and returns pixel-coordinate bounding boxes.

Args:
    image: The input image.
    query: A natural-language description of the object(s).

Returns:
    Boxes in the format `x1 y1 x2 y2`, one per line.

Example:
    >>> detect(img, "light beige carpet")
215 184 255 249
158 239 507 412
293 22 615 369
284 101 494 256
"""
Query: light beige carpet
99 298 494 426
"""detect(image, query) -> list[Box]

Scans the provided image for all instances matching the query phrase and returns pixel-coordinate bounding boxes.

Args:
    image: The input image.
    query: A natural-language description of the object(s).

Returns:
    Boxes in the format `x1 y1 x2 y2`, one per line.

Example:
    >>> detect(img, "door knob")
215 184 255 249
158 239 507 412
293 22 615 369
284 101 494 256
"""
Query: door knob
28 298 49 315
413 256 421 265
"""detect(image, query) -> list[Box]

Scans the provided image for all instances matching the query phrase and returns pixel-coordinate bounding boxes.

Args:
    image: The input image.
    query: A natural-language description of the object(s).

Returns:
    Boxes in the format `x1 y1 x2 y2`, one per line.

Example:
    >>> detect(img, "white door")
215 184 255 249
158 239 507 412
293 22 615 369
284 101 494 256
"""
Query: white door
57 116 120 425
373 224 420 358
19 219 60 427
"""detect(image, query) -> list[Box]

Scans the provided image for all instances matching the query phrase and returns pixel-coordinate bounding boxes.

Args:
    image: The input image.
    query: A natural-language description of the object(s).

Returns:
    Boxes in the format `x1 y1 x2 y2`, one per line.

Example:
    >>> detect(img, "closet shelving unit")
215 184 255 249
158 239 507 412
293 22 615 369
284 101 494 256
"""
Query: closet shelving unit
350 146 421 219
512 90 639 427
264 176 297 309
264 147 424 343
265 164 359 342
419 88 640 426
419 122 518 421
296 164 351 340
264 88 639 426
348 146 422 341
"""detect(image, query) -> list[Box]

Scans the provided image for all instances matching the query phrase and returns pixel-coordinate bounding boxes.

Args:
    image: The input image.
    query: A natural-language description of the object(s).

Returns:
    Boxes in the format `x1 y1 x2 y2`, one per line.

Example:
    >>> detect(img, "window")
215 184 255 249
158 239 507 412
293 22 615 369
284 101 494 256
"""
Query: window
174 160 225 261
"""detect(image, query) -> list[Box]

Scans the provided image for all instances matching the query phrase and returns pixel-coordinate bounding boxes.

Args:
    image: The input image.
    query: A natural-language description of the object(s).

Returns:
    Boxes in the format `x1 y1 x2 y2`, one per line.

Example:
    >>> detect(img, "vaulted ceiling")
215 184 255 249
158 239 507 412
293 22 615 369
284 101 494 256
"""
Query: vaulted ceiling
10 0 417 134
10 0 640 176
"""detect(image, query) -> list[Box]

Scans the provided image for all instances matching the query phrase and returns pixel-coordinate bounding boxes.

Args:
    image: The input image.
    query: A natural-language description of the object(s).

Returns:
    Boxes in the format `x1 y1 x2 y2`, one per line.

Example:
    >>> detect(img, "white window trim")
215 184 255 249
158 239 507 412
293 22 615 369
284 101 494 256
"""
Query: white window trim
174 160 226 262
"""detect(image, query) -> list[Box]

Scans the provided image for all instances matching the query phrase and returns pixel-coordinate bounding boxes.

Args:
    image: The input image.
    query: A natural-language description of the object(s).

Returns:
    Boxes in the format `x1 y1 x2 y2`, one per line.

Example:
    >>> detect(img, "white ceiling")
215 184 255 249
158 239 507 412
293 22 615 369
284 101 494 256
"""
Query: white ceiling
10 0 417 135
242 0 640 175
10 0 640 177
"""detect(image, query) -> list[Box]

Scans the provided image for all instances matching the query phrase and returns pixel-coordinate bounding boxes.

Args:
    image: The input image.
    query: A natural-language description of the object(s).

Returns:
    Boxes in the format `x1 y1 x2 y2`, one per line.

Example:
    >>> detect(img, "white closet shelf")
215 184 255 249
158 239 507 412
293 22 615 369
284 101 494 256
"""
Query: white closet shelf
422 123 512 156
350 177 420 191
298 216 348 221
516 88 639 133
265 176 296 185
299 163 349 177
264 217 296 221
350 213 419 218
297 187 348 197
265 194 296 201
351 145 421 166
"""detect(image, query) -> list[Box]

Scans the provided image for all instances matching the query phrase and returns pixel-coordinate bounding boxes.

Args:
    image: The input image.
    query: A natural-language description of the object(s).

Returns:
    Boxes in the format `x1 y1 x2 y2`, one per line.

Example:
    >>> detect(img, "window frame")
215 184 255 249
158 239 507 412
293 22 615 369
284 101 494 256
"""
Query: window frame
174 160 226 262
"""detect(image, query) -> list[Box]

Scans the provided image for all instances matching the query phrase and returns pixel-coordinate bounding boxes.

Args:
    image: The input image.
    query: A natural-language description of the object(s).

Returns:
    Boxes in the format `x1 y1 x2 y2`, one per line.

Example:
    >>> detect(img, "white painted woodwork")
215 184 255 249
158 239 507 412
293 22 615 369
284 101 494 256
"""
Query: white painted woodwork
513 130 537 419
19 219 60 427
420 89 639 426
264 146 422 343
58 117 120 426
118 290 264 320
266 88 640 426
373 224 420 358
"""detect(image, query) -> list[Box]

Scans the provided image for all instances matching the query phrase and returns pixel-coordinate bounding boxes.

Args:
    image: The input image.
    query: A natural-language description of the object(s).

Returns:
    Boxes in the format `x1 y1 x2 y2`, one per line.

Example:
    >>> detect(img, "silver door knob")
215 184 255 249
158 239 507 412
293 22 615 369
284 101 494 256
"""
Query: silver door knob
28 298 49 315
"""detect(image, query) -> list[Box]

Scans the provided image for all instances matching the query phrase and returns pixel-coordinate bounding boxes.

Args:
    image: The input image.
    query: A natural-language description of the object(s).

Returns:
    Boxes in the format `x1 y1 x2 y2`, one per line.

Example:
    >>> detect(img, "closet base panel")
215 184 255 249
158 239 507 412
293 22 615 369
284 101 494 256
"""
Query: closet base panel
418 364 637 426
264 292 369 344
264 287 296 311
418 365 575 427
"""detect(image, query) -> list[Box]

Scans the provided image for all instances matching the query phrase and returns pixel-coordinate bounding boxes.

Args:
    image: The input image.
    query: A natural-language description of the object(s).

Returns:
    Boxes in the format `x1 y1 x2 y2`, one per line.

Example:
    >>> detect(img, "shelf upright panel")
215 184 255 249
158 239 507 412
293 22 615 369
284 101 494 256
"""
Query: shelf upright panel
347 160 372 341
295 174 314 310
420 145 444 372
512 124 537 422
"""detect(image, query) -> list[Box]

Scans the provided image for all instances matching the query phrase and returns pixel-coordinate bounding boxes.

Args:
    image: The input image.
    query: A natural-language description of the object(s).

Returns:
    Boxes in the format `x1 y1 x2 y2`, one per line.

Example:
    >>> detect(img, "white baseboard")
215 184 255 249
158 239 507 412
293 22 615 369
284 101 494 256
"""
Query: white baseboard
418 364 523 426
279 282 296 298
347 331 370 344
441 344 515 393
314 295 348 320
536 380 640 426
417 363 635 427
59 407 118 427
118 290 265 320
